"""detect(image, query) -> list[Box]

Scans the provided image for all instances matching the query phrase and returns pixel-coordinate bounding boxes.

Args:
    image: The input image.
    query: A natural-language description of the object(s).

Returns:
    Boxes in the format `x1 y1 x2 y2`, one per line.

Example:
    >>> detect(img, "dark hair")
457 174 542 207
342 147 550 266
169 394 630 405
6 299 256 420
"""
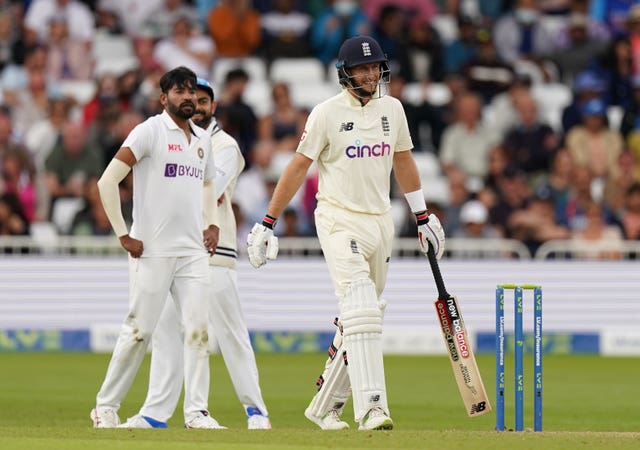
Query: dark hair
224 68 249 84
159 66 197 94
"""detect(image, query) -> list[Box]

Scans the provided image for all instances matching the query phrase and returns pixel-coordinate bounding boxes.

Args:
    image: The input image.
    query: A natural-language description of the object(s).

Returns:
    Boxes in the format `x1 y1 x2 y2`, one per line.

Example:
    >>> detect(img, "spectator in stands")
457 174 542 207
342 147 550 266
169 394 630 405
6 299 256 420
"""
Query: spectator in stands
566 97 623 181
24 96 72 168
311 0 372 65
502 92 560 178
453 199 499 239
24 0 94 44
590 0 639 35
604 150 640 213
1 148 36 223
96 0 164 38
44 120 103 208
439 91 500 182
553 0 610 50
45 14 94 81
406 16 444 83
443 15 478 76
144 0 199 39
208 0 261 58
461 26 515 104
441 168 470 236
0 9 22 73
534 148 574 225
492 0 556 82
618 182 640 240
489 165 532 238
571 198 624 259
153 15 215 79
488 73 535 139
592 34 632 109
372 4 412 82
361 0 437 27
257 81 307 152
548 13 610 85
0 192 29 236
94 3 124 35
69 180 112 236
9 69 53 138
625 5 640 77
216 68 258 162
0 43 49 106
561 69 606 133
260 0 313 62
620 74 640 139
510 189 571 255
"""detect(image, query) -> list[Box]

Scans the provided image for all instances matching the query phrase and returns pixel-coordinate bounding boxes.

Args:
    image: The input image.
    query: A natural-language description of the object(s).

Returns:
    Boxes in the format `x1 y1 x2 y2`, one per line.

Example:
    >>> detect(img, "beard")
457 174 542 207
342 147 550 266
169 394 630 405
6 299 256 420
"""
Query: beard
192 110 212 128
167 98 195 119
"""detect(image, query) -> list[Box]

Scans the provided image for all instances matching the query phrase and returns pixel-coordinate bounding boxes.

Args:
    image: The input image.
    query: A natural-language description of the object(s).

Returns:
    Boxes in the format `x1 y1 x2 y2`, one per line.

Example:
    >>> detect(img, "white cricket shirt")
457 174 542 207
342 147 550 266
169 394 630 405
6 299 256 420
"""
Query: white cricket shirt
297 89 413 214
123 110 216 257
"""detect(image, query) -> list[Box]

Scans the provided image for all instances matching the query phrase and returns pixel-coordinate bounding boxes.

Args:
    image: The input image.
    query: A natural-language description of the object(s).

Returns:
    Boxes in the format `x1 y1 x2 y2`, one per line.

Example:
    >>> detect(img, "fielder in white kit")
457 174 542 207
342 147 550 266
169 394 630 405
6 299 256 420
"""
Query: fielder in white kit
247 36 446 430
117 77 271 430
90 66 222 429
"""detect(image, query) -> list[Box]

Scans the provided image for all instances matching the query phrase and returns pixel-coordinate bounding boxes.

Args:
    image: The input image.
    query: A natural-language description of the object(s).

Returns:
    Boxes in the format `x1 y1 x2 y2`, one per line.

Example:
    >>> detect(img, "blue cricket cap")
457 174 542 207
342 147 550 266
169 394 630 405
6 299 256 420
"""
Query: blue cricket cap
573 71 605 93
196 77 214 100
580 98 607 116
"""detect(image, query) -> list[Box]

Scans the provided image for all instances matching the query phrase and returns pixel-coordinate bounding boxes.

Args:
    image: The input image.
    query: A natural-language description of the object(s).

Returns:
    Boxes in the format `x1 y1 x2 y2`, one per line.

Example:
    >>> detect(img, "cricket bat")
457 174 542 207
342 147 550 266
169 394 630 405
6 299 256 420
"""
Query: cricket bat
427 246 492 417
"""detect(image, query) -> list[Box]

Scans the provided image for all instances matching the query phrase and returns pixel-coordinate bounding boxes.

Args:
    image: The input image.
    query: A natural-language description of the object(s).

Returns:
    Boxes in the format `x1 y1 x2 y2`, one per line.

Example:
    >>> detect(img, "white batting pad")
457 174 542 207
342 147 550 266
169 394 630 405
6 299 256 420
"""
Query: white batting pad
340 278 388 422
306 325 351 418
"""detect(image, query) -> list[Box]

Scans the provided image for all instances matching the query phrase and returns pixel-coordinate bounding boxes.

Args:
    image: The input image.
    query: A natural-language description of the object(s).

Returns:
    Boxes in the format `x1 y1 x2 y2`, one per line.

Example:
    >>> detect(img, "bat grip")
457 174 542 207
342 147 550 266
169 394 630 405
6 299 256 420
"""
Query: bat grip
427 244 450 299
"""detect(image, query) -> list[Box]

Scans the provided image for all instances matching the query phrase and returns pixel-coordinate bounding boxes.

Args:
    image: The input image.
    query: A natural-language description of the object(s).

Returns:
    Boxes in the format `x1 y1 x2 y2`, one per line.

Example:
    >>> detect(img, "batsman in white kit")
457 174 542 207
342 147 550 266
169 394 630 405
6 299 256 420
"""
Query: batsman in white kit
90 66 222 429
117 78 271 430
247 35 446 430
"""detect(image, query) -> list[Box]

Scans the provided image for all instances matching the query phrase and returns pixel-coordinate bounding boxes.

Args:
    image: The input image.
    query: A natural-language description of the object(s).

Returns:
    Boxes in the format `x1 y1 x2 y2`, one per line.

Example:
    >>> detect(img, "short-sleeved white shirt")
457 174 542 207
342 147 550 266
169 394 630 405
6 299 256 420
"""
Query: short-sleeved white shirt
123 110 215 257
297 90 413 214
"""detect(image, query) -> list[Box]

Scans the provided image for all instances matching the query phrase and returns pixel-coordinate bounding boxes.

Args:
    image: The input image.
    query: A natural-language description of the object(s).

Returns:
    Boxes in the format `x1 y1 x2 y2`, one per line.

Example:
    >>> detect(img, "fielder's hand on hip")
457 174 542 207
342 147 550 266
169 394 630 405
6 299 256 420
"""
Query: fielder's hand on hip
247 222 279 268
415 211 445 259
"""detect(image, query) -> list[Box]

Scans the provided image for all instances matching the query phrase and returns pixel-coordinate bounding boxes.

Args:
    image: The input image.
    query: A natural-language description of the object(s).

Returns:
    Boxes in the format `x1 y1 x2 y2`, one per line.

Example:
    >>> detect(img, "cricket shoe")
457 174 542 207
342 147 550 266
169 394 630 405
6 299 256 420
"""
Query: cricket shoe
118 414 167 429
304 407 349 430
90 407 120 428
358 407 393 431
184 410 227 429
247 407 271 429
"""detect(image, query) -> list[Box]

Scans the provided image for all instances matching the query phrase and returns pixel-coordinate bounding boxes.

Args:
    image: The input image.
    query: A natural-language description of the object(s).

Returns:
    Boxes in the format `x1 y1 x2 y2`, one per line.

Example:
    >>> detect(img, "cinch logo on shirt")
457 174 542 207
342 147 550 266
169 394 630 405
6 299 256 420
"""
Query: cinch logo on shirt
345 140 391 159
168 143 183 152
164 163 203 179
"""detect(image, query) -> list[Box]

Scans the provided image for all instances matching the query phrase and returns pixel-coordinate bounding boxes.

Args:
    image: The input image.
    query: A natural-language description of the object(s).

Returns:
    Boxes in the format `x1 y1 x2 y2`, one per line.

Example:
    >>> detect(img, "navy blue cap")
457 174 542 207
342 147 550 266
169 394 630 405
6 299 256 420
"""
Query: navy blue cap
196 77 214 100
573 71 605 93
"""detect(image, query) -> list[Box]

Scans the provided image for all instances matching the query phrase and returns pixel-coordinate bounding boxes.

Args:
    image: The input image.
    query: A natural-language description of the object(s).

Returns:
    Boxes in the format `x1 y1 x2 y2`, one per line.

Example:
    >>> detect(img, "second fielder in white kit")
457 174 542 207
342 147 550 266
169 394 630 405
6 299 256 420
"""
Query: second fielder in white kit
118 78 271 430
247 35 446 430
90 66 220 429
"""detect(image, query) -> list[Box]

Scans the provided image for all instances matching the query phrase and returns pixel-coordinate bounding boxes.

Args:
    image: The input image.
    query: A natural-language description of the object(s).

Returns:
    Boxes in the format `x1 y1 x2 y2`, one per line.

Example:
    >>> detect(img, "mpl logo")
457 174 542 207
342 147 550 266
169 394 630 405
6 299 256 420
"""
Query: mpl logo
345 140 391 159
164 163 203 179
168 143 183 152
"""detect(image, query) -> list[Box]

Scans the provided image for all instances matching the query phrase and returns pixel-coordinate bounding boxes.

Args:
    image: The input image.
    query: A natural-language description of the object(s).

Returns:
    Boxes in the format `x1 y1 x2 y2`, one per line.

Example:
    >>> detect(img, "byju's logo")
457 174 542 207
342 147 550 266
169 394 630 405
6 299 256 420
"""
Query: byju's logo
345 140 391 159
164 163 203 179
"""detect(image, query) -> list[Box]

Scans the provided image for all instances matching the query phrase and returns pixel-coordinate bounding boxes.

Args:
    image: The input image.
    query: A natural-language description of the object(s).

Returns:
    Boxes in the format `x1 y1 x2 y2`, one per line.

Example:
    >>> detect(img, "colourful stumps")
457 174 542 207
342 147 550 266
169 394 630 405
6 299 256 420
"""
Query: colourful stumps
495 284 543 432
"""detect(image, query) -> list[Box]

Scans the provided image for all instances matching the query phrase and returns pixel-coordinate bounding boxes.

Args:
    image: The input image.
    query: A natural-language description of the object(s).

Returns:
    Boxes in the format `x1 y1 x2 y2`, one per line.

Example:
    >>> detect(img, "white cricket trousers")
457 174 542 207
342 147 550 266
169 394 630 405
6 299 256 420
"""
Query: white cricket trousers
96 255 211 421
139 265 269 422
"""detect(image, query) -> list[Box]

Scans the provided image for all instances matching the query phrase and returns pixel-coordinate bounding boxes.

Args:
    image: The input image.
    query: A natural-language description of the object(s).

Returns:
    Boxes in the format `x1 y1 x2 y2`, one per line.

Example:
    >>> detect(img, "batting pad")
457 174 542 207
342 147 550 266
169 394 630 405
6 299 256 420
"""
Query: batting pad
306 325 351 418
340 278 388 422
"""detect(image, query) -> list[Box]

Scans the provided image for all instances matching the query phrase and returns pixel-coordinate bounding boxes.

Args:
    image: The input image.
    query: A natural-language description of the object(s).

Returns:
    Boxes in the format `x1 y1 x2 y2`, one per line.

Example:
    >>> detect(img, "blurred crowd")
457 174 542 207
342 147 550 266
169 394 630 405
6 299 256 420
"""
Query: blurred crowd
0 0 639 259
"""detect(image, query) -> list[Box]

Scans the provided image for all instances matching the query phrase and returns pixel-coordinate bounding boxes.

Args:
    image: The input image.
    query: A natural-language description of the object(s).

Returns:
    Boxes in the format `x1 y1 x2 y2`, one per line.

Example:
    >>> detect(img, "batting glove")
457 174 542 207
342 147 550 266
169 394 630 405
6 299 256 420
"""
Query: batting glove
415 211 445 259
247 216 279 268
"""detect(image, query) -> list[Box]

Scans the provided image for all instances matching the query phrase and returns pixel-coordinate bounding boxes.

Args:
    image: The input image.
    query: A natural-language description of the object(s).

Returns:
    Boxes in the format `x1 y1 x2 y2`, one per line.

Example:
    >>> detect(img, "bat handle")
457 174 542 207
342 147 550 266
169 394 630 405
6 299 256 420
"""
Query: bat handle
427 244 450 299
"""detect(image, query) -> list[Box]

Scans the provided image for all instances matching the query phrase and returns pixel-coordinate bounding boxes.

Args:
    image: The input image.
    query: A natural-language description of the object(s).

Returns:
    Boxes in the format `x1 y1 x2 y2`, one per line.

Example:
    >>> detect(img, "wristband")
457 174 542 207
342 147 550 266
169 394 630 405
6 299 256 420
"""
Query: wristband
404 189 427 213
262 214 277 229
415 210 429 225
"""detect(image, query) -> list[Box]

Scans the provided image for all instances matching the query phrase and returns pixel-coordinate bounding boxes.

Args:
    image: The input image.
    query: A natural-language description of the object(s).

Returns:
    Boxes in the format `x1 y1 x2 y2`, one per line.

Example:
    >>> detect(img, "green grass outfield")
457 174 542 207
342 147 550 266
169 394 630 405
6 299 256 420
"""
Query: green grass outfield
0 353 638 449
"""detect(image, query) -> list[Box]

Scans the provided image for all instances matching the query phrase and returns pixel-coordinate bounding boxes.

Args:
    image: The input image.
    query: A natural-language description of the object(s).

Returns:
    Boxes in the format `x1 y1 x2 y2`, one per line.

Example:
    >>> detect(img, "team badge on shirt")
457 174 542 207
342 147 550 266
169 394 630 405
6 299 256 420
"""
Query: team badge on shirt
381 116 390 136
197 148 204 159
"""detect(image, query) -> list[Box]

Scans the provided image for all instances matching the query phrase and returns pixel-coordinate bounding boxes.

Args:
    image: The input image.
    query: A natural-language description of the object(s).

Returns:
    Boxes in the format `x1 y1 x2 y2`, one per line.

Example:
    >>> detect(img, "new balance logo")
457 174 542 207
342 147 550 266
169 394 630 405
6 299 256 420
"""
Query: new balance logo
381 116 390 135
339 122 354 132
470 401 487 415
